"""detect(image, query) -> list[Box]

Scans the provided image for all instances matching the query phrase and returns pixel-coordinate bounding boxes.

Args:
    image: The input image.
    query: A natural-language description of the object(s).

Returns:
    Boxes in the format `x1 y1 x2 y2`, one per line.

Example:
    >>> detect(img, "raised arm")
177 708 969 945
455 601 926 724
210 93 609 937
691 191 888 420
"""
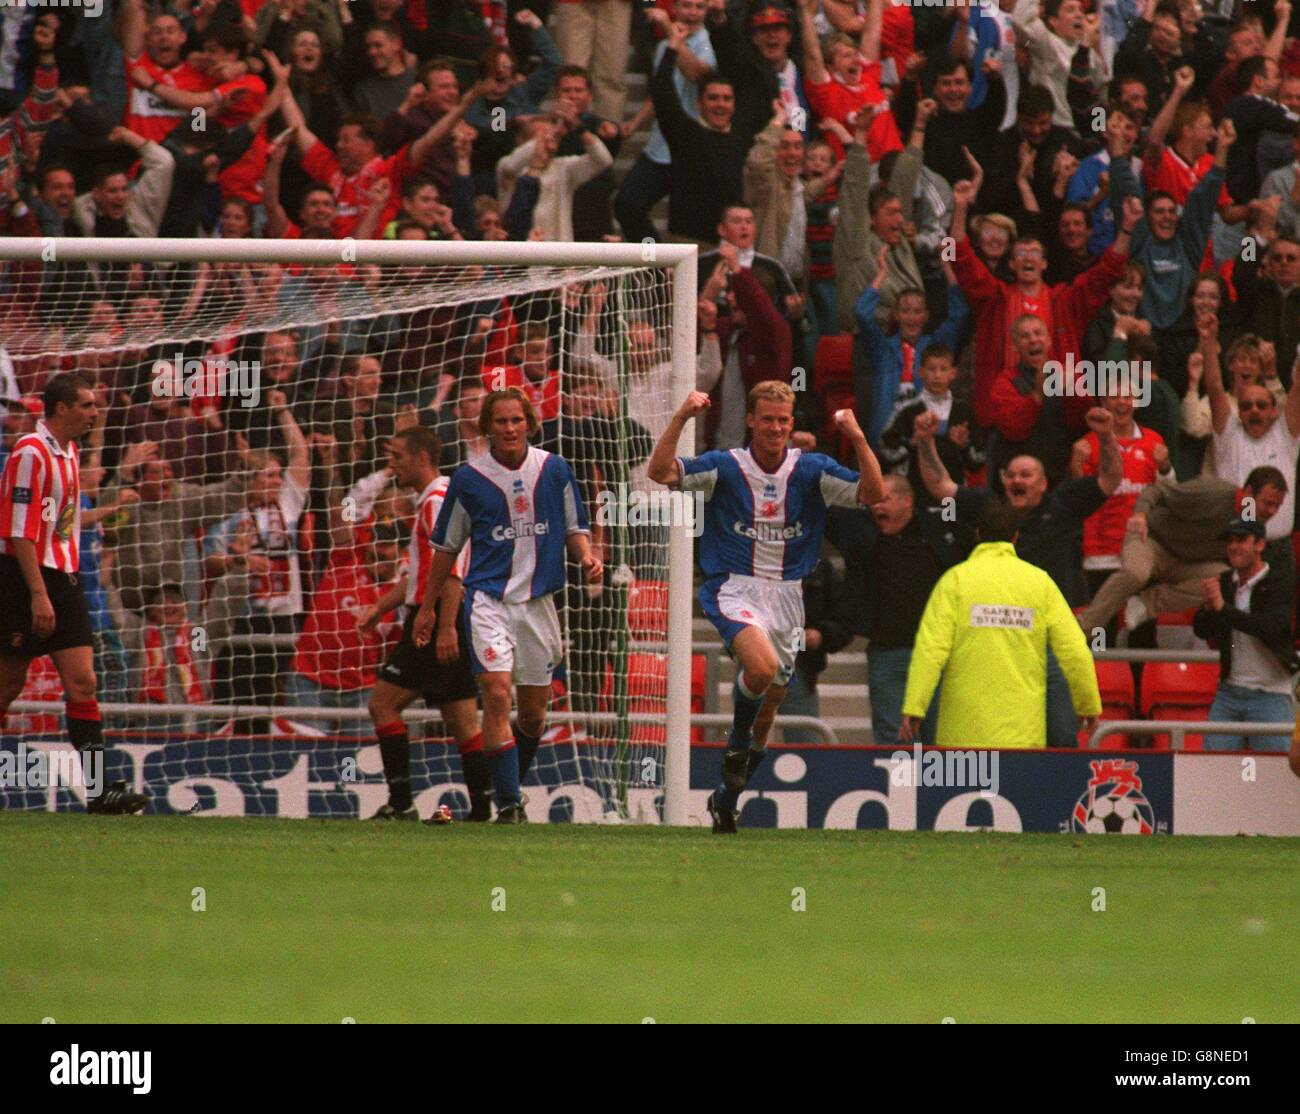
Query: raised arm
795 0 828 86
122 0 147 60
1145 65 1196 156
833 408 886 505
262 126 293 238
1198 312 1231 437
271 58 319 160
911 410 959 502
409 81 483 169
1286 352 1300 437
648 391 711 487
860 0 883 65
1265 0 1293 61
271 390 310 491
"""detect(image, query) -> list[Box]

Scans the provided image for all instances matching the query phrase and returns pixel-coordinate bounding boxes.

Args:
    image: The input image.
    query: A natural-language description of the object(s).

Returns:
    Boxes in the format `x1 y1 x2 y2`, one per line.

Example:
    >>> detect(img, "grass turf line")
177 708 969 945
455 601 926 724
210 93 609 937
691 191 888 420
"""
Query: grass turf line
2 813 1297 1023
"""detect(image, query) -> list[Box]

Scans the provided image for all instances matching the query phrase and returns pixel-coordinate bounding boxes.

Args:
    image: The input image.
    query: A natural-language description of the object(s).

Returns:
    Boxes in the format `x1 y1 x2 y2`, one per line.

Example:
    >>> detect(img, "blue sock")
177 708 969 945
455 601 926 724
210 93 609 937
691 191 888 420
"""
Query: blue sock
515 726 541 782
489 743 521 808
731 673 765 746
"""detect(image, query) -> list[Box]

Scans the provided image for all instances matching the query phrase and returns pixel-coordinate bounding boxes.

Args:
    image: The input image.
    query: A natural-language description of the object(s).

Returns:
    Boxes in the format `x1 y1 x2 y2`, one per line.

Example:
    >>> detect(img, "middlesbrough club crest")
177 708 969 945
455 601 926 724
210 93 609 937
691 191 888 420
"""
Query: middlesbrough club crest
513 495 529 514
1070 759 1156 835
760 501 778 517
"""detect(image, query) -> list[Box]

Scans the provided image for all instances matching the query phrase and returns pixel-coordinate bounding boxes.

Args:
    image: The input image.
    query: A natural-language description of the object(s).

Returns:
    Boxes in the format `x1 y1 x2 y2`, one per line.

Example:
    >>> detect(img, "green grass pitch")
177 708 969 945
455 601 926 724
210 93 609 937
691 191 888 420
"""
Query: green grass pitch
2 813 1297 1024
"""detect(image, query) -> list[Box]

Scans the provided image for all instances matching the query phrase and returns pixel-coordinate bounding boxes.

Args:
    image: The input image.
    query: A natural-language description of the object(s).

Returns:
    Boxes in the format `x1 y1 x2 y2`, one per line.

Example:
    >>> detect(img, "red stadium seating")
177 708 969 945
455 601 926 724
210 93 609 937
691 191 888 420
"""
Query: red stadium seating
604 653 708 744
1081 660 1136 749
813 336 855 460
1156 608 1198 627
627 579 668 637
1140 661 1219 750
812 335 853 392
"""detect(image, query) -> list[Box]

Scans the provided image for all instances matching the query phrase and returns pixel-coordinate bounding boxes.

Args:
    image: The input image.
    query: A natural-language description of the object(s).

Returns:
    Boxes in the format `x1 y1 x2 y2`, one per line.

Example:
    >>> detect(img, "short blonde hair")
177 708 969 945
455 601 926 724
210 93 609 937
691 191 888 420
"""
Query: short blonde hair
746 380 796 414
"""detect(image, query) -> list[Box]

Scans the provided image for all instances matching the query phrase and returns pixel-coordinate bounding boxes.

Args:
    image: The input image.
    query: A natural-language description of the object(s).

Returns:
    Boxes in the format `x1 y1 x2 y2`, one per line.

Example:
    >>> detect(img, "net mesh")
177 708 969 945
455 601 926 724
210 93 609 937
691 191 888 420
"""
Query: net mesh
0 250 682 822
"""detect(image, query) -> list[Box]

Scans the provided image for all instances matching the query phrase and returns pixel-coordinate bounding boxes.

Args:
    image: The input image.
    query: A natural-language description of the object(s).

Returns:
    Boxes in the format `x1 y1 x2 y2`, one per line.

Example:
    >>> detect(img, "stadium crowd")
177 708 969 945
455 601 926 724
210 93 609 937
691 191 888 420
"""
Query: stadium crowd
0 0 1298 751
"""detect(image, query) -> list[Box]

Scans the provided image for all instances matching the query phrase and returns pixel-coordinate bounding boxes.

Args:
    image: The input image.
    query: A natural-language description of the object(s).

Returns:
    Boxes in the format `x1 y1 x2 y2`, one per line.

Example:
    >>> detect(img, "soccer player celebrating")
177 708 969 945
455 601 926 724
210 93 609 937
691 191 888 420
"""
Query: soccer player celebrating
413 388 601 824
360 426 492 821
0 374 146 814
648 382 885 833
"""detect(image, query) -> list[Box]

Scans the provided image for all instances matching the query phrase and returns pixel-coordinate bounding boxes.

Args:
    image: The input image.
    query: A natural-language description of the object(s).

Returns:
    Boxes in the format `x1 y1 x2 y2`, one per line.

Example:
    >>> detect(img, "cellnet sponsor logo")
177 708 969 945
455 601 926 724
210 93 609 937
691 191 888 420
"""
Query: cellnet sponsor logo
49 1046 151 1095
491 520 549 541
732 520 804 542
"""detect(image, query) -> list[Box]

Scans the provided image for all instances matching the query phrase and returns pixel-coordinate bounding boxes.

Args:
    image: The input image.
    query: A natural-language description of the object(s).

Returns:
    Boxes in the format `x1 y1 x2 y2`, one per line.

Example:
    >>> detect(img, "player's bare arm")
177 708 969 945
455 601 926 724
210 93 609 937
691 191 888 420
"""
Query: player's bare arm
832 408 886 505
647 391 711 488
565 530 603 584
412 548 459 647
434 575 464 665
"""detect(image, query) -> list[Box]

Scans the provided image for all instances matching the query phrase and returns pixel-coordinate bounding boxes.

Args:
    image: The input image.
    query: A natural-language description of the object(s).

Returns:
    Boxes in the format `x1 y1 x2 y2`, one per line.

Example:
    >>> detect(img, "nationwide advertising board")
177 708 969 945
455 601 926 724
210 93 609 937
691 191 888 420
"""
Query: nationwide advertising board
1 736 1297 835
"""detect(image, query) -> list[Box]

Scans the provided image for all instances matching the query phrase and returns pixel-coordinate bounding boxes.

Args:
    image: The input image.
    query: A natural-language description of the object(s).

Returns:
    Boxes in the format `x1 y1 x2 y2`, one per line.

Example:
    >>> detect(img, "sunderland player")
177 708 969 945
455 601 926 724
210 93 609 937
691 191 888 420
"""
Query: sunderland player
359 427 492 821
647 381 885 833
0 374 146 814
412 388 602 824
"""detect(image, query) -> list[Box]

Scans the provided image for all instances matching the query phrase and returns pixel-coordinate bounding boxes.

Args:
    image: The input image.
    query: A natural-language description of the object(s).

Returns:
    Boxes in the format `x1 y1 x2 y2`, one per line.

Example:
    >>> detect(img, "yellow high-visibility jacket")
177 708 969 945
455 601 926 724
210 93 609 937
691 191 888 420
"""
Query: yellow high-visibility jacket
902 542 1101 748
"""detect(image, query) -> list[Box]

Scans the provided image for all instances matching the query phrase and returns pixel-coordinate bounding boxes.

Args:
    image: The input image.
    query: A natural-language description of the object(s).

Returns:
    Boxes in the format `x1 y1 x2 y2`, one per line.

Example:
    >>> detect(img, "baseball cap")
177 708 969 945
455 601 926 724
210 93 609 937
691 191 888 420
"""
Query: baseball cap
750 3 792 29
1219 517 1266 540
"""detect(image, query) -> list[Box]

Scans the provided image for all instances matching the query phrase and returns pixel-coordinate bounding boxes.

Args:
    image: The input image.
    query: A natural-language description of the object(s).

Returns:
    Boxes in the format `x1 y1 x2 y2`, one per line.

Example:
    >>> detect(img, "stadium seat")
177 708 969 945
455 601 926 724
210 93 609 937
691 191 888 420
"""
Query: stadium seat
812 335 853 392
1081 660 1136 749
813 336 856 460
627 579 668 637
604 653 707 744
1140 661 1219 750
1156 608 1198 627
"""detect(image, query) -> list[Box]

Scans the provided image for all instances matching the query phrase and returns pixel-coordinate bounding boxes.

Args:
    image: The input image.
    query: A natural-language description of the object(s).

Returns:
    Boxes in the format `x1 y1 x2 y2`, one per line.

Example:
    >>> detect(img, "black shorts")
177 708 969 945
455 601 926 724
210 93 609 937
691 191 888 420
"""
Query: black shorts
0 554 94 658
377 608 478 706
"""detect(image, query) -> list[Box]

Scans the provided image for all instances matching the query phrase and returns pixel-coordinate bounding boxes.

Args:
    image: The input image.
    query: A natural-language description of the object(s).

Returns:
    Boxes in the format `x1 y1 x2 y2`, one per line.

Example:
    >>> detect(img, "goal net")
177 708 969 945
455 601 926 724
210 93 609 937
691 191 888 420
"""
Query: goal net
0 237 698 824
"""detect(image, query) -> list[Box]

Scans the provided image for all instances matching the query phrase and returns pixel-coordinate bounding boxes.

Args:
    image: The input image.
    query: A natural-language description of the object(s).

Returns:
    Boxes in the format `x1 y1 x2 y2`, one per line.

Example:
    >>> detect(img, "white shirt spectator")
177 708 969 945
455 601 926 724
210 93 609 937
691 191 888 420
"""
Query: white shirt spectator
1228 563 1294 694
1212 413 1300 538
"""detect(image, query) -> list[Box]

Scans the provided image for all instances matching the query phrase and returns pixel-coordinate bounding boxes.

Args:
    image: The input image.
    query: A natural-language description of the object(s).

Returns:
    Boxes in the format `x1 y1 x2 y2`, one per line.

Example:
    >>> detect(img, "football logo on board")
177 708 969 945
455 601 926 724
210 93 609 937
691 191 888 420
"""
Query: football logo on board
1070 758 1156 835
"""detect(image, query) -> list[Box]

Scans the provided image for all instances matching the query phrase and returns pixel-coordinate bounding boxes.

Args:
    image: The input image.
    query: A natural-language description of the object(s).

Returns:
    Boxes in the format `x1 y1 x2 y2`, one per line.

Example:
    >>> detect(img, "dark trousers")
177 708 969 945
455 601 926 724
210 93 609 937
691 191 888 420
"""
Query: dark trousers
614 154 672 245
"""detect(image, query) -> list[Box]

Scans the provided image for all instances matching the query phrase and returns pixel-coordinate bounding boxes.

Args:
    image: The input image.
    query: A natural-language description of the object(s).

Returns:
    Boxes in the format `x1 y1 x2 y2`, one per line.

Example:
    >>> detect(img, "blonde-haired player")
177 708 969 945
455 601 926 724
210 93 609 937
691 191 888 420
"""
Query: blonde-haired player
648 382 884 832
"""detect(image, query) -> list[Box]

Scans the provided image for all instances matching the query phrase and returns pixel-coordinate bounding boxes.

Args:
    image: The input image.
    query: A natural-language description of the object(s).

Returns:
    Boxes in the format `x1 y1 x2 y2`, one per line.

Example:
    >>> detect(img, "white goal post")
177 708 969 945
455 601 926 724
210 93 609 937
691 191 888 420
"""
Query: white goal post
0 236 698 825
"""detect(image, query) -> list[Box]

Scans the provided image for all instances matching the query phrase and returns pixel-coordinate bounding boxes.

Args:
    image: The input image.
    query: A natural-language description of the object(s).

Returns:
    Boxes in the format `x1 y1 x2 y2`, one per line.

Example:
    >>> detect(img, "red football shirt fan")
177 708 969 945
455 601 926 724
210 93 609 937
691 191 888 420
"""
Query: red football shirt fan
1078 425 1166 568
215 73 269 204
292 540 397 692
300 139 413 239
805 61 903 163
124 53 211 145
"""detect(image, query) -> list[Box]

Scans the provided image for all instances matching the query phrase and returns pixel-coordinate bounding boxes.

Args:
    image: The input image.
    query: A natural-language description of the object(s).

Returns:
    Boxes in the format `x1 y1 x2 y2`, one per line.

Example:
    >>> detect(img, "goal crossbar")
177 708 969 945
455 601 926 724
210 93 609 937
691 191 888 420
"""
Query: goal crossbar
0 235 700 826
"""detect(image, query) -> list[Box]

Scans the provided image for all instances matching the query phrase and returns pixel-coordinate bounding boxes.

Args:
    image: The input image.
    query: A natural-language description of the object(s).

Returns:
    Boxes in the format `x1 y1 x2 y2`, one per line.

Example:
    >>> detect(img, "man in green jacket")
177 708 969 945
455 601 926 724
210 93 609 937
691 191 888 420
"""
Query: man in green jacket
901 498 1101 748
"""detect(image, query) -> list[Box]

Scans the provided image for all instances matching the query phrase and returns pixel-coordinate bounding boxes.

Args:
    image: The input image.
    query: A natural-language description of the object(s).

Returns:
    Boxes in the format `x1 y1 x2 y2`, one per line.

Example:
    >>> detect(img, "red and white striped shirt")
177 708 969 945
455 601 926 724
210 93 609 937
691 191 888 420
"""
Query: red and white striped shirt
405 476 466 606
0 421 81 572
